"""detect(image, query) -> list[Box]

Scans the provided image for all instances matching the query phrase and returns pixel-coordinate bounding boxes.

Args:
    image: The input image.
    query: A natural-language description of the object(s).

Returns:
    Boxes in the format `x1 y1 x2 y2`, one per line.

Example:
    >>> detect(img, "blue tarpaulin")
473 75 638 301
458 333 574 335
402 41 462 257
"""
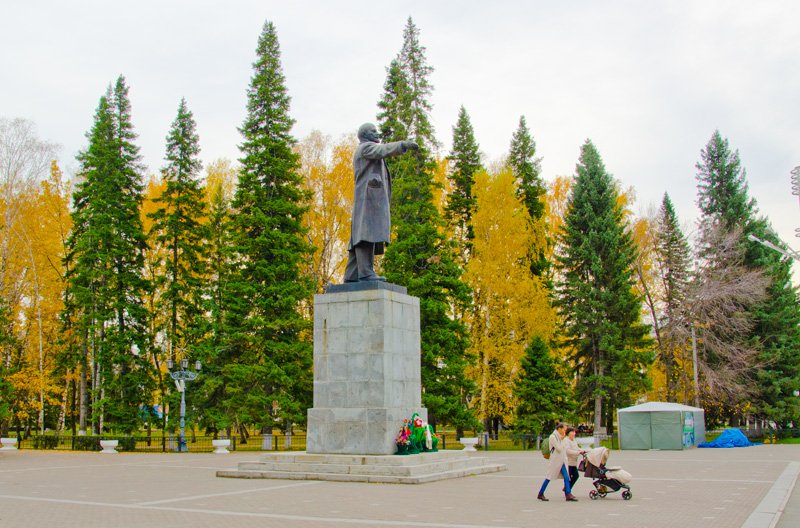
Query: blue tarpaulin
698 428 761 448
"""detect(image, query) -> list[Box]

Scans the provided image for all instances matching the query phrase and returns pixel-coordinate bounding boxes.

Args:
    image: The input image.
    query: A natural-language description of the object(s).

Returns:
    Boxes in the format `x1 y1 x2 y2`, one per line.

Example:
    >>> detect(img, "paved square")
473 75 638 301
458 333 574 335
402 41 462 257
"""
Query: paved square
1 445 797 527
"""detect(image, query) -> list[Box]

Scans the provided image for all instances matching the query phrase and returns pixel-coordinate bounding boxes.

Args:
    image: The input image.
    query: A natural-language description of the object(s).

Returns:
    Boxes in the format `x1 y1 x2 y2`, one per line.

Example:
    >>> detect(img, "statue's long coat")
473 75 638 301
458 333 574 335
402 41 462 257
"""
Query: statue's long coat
348 139 411 252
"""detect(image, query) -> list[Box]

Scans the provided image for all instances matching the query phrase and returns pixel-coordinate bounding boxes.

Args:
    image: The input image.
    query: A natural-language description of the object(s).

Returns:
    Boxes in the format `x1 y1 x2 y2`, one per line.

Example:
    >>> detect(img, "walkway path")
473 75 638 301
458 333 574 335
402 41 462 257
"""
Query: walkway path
1 444 797 527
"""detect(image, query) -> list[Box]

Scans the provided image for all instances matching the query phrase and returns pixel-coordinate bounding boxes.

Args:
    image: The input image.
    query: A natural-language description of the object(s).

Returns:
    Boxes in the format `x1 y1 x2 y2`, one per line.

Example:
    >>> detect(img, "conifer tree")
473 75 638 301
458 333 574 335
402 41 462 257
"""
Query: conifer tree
654 193 692 401
445 105 481 264
696 130 754 229
555 140 651 434
508 116 548 278
197 180 234 435
226 21 314 438
749 222 800 427
378 17 476 432
0 302 15 429
148 98 208 360
694 130 800 425
65 76 153 433
512 335 573 434
376 59 410 144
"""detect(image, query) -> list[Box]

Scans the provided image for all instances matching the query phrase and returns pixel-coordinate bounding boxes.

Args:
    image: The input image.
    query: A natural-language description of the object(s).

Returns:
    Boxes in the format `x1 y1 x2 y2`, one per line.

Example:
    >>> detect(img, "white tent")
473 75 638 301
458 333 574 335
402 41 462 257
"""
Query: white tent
618 402 705 450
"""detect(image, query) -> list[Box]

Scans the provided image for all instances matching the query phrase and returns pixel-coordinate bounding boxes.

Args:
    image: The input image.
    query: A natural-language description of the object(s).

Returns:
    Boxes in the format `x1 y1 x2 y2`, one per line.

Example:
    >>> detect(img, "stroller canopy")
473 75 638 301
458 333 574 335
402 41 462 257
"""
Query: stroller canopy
586 446 609 467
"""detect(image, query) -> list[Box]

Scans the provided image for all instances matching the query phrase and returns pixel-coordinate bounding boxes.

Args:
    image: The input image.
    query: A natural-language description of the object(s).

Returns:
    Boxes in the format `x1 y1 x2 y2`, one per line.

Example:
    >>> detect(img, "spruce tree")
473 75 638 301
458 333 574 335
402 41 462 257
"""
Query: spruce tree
696 130 754 229
555 140 651 434
445 105 481 264
695 130 800 425
378 18 476 432
226 21 314 438
508 115 548 278
148 98 208 360
65 76 153 433
376 59 410 144
512 335 573 435
0 302 15 429
654 193 692 402
197 181 234 435
747 221 800 427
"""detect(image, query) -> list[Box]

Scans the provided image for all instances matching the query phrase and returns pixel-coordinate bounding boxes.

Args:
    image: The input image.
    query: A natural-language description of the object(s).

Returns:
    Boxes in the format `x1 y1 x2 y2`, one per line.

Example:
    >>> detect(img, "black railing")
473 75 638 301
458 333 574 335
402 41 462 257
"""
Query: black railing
12 433 309 453
34 428 800 452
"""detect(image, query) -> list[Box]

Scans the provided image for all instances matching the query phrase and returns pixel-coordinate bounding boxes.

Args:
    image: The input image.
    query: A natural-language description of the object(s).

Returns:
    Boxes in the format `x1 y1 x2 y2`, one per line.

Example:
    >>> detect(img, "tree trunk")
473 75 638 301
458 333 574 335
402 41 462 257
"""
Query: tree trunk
56 371 69 440
79 331 88 435
261 423 273 451
594 357 604 447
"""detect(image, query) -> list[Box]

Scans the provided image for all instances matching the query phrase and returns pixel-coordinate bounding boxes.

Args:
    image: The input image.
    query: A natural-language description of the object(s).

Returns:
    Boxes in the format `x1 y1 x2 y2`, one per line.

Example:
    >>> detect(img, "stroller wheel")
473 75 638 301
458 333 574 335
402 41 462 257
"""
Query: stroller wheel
622 490 632 501
589 490 599 500
599 490 607 498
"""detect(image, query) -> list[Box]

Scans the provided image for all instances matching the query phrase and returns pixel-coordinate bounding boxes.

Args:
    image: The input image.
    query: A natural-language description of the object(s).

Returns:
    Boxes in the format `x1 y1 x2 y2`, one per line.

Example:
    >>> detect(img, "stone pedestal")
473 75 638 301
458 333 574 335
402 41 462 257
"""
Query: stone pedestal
219 281 508 484
306 282 426 455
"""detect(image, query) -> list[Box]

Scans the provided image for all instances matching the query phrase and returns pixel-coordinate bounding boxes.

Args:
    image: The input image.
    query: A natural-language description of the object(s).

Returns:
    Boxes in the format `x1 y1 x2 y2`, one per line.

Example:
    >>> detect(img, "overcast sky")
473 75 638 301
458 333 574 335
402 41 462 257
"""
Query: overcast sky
3 1 799 274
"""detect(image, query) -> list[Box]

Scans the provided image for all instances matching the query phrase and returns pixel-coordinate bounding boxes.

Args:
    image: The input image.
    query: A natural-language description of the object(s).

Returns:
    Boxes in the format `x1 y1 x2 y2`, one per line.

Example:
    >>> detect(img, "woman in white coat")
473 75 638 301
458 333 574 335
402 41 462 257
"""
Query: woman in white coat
538 423 578 502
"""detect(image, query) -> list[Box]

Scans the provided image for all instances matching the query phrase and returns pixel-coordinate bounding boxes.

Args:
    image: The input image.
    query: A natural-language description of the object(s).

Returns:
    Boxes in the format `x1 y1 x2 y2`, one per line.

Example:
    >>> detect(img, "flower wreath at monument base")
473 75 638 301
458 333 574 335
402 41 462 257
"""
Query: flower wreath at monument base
395 413 439 455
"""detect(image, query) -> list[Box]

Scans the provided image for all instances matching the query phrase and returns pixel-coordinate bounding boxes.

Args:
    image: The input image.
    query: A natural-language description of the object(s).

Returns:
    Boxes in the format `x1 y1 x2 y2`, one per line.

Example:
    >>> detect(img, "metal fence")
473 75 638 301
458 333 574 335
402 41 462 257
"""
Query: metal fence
706 427 800 443
23 427 799 453
12 433 310 453
8 431 602 453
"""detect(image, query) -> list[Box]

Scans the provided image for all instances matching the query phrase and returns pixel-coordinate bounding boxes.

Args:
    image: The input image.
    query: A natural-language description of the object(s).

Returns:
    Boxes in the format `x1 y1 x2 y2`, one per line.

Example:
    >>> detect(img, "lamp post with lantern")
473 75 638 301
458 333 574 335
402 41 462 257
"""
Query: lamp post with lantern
167 358 201 452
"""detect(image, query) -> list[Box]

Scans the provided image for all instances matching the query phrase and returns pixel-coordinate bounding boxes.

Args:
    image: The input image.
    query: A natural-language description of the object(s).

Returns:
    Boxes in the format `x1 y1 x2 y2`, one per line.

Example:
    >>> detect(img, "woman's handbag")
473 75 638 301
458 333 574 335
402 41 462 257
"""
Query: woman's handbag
577 457 587 472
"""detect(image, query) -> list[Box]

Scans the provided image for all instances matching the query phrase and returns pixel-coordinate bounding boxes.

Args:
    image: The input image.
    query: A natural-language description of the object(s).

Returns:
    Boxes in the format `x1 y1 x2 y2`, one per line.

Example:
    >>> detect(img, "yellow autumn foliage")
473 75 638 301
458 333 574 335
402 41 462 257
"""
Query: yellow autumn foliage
465 168 555 424
296 131 356 292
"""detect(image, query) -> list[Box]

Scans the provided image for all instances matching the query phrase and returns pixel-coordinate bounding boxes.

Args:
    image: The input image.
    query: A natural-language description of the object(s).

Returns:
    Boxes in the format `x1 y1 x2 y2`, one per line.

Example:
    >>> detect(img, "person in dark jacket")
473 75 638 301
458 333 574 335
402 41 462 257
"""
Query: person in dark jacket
343 123 418 282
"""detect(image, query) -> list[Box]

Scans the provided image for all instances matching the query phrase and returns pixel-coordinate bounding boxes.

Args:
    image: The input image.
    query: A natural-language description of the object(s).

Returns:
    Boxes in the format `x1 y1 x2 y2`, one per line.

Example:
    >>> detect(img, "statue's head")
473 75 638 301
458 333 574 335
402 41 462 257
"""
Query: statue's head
357 123 380 143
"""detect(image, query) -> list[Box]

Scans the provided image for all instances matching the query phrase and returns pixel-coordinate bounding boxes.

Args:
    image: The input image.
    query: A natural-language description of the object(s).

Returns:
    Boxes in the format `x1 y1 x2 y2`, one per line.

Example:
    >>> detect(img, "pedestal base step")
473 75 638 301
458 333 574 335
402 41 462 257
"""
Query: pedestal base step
216 450 506 484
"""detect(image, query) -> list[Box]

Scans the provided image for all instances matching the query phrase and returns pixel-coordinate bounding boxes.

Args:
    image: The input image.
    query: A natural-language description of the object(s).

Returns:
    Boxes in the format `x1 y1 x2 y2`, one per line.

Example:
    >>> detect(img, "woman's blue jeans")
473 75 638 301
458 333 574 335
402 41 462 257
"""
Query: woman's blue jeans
539 464 571 495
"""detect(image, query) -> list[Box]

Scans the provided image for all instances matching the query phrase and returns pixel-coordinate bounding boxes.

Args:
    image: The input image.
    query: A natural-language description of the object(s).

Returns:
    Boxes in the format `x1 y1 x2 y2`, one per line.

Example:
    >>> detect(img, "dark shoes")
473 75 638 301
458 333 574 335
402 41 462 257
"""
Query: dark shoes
565 494 578 502
537 493 549 502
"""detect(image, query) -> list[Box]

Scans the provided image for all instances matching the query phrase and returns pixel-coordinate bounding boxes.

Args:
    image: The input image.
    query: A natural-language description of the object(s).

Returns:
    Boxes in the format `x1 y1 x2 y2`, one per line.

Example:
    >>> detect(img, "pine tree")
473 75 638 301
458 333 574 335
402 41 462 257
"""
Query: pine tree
512 335 573 434
226 21 314 438
654 193 692 402
555 140 652 434
508 115 548 278
148 98 208 360
378 17 476 432
65 76 153 433
445 105 481 263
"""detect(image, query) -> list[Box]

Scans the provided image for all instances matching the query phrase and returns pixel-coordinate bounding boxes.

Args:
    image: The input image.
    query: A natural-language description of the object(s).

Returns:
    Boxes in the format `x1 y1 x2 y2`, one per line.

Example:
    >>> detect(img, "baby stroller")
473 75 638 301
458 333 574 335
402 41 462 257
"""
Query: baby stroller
580 447 632 500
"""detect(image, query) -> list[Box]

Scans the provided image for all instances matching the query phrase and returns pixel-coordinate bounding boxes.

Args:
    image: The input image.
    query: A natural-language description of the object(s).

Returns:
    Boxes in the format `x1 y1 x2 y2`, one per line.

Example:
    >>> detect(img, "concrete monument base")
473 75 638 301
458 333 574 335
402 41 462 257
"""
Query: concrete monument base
217 450 507 484
307 282 425 455
216 283 510 484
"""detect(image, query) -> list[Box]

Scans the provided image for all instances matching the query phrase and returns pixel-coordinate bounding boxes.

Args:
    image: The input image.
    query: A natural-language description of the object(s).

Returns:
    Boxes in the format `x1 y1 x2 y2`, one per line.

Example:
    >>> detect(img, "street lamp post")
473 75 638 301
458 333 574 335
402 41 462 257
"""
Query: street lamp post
747 168 800 261
167 359 201 453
